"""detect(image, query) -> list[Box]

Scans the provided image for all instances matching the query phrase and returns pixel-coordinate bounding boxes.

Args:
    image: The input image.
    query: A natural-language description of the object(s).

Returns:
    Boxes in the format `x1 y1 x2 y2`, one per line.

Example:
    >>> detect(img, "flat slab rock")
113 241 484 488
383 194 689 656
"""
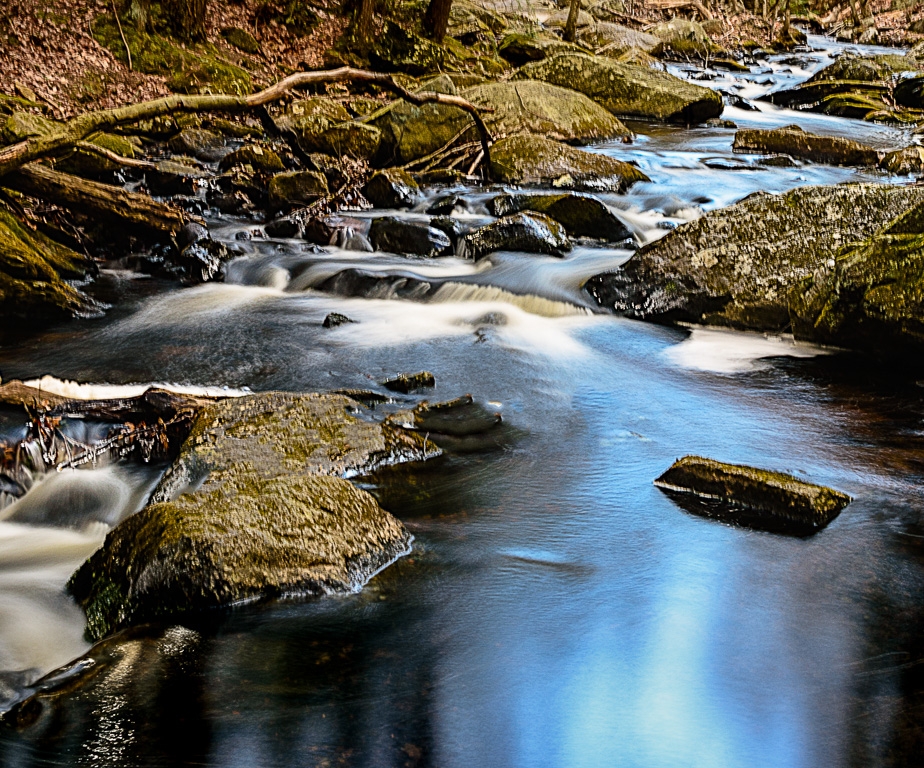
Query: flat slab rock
655 455 851 535
68 392 439 640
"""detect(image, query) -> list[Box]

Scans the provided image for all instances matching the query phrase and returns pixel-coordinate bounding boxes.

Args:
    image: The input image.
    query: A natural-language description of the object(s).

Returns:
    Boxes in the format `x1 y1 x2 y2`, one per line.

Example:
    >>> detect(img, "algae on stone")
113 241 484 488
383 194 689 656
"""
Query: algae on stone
732 126 880 167
515 53 723 124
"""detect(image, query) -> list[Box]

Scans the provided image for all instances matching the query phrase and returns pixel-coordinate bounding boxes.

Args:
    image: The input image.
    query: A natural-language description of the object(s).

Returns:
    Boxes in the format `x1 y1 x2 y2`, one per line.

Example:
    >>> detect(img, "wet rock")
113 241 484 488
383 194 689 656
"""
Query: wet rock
371 80 631 165
316 268 435 301
426 195 469 215
790 200 924 354
461 212 571 261
429 216 466 246
0 209 96 323
895 74 924 109
655 455 851 535
880 146 924 175
323 312 356 328
264 216 302 238
362 169 420 209
218 144 285 173
68 392 438 640
516 53 724 124
409 394 501 436
809 53 917 83
276 99 382 160
167 128 224 162
336 229 374 253
371 20 444 74
215 168 266 207
303 217 336 245
268 170 329 209
147 158 211 196
207 189 253 215
381 371 436 394
176 221 209 251
578 23 662 55
488 193 630 241
490 134 648 192
756 154 800 167
369 217 452 257
585 183 924 332
176 238 229 283
732 126 880 167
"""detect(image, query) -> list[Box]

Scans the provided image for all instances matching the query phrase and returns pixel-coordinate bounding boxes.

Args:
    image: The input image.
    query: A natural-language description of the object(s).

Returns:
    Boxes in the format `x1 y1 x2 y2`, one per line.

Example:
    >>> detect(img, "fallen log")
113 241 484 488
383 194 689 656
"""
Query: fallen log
0 68 494 180
4 164 190 237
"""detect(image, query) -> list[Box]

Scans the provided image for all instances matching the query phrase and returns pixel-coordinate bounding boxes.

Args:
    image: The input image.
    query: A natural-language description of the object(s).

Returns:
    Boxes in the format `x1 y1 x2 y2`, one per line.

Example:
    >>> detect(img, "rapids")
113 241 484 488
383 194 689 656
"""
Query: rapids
1 33 923 768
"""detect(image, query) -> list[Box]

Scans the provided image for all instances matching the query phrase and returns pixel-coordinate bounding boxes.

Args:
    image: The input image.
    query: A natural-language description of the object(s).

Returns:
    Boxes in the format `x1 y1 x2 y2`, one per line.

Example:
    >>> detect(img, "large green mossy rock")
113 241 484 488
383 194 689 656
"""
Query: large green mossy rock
578 23 662 55
791 201 924 353
371 80 630 165
808 53 918 83
0 111 56 145
656 456 850 535
515 53 723 124
732 125 880 167
55 132 137 177
371 21 445 75
68 392 439 640
91 15 251 95
268 170 329 208
585 184 924 332
0 209 96 322
277 100 383 160
489 134 648 192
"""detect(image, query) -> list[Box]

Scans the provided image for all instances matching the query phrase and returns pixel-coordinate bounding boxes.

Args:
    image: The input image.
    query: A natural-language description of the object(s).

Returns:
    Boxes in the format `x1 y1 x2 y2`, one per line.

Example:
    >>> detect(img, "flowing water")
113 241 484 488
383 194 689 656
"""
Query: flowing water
1 34 923 768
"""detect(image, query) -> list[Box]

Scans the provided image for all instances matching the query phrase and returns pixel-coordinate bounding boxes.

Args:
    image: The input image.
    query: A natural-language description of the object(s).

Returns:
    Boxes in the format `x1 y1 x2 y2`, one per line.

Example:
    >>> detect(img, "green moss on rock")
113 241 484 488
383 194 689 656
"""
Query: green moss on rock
516 52 723 124
732 126 880 167
219 144 285 173
268 170 329 208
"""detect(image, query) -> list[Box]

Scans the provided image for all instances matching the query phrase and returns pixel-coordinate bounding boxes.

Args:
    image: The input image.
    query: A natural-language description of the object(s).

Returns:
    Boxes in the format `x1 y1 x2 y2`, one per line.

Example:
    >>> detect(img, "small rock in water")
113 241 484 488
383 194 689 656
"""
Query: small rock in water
303 217 336 245
412 395 502 436
381 371 436 394
362 169 420 209
426 195 469 216
654 455 851 535
461 212 571 260
336 229 374 253
323 312 357 328
487 193 630 241
369 217 452 257
757 154 800 167
264 216 302 238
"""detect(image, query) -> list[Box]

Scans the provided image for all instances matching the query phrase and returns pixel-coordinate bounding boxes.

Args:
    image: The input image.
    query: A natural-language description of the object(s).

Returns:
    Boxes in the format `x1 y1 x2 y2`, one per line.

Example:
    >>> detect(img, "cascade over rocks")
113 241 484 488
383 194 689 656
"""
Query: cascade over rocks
68 392 440 640
515 53 723 124
585 183 924 334
490 134 649 192
368 217 452 257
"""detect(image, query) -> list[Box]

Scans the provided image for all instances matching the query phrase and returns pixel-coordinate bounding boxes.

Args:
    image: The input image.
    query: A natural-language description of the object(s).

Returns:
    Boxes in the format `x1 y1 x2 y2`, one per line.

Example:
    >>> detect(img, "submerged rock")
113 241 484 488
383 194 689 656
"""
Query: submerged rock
515 53 724 124
585 183 924 332
655 455 850 535
381 371 436 394
371 80 630 165
368 217 452 257
489 134 648 192
68 393 438 640
323 312 356 328
461 212 571 260
732 126 880 167
488 193 630 241
317 268 436 301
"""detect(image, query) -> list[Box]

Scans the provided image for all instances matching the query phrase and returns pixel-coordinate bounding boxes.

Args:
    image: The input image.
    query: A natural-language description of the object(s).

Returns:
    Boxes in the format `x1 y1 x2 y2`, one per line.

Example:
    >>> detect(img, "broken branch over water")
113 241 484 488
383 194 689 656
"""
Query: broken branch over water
0 68 494 180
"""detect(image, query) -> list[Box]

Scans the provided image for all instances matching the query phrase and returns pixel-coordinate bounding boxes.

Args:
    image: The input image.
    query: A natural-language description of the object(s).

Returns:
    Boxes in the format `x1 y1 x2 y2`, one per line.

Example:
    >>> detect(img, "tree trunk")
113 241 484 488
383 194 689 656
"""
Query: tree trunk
424 0 453 44
162 0 208 41
352 0 375 47
782 0 790 37
4 164 190 237
123 0 150 31
563 0 581 43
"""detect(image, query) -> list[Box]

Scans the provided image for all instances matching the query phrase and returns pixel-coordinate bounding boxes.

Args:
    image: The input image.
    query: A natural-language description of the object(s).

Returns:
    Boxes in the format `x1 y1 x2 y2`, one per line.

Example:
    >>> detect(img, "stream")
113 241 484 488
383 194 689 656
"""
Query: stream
1 34 923 768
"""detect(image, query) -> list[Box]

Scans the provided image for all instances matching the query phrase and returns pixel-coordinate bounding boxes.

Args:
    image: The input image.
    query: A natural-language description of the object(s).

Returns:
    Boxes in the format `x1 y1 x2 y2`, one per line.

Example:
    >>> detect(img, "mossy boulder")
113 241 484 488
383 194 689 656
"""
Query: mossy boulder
881 146 924 175
732 125 880 167
276 97 351 138
461 212 571 260
168 128 224 161
655 456 850 535
268 170 329 208
649 19 719 58
0 110 56 145
68 392 439 640
147 158 212 196
489 192 630 241
498 33 585 65
56 132 136 177
489 134 648 192
585 183 924 332
790 201 924 354
0 209 96 323
371 21 445 75
219 144 285 173
809 53 918 83
371 80 630 165
515 53 723 124
578 23 662 55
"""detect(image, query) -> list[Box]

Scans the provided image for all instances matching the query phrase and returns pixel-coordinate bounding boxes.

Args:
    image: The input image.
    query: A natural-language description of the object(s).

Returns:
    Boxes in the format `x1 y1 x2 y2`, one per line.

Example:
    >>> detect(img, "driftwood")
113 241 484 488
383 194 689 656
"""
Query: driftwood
5 164 190 236
0 68 494 181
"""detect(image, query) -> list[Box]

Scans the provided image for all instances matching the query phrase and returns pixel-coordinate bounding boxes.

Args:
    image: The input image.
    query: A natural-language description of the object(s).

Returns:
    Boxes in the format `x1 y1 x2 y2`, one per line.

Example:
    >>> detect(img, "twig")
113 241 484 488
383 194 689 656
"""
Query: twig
73 141 156 170
466 150 485 176
111 0 132 72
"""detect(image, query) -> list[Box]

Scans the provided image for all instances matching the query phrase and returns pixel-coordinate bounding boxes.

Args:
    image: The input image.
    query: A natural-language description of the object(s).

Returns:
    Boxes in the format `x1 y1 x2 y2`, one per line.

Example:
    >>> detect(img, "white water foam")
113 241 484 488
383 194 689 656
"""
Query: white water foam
22 375 249 401
664 326 830 374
